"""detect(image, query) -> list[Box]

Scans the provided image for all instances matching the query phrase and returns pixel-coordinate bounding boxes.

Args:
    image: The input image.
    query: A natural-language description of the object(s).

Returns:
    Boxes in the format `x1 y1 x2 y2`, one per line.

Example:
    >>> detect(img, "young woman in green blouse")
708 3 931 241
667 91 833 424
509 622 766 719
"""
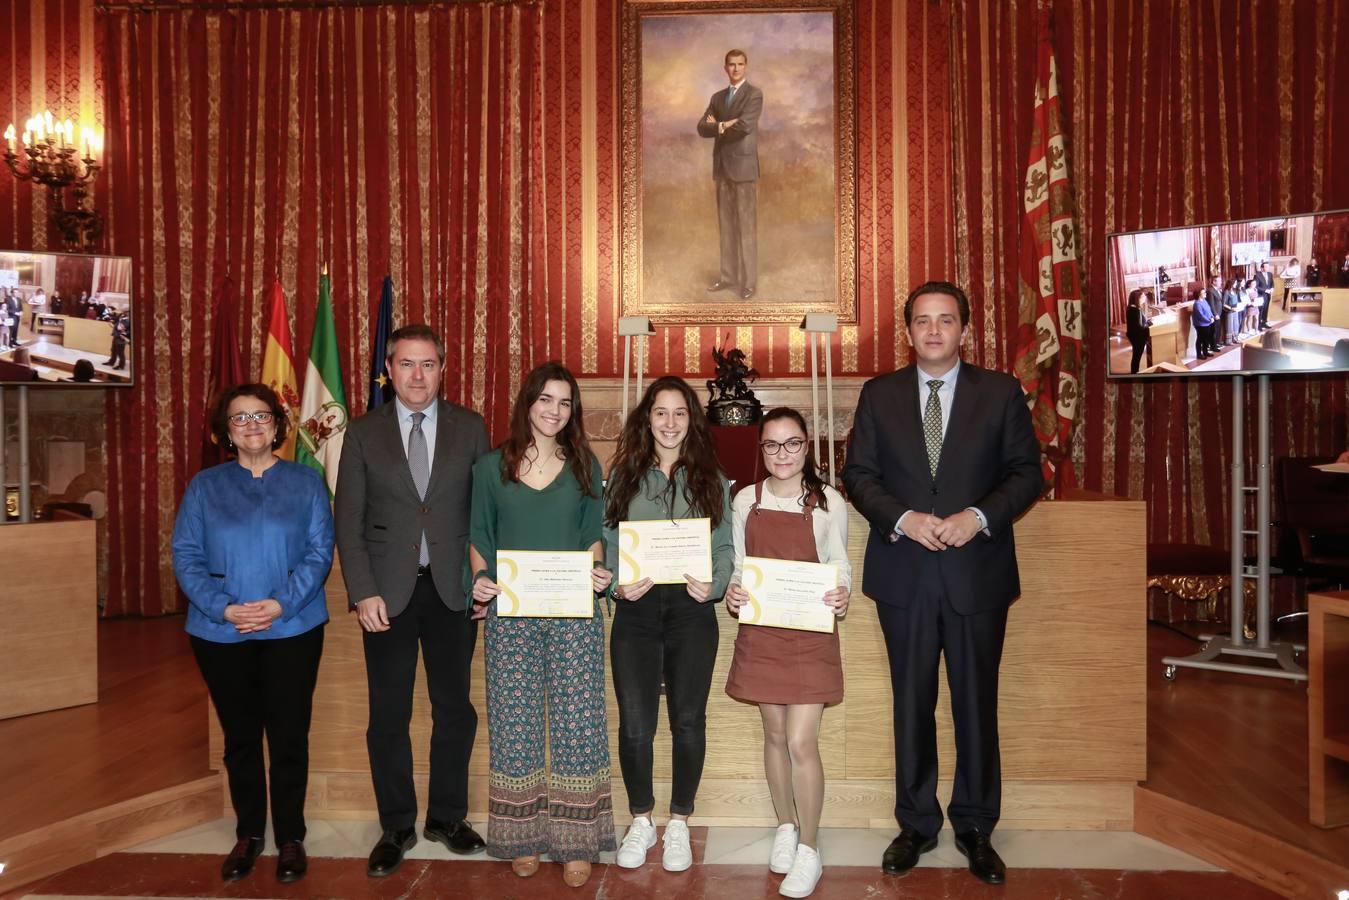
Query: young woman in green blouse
468 362 615 888
602 375 734 873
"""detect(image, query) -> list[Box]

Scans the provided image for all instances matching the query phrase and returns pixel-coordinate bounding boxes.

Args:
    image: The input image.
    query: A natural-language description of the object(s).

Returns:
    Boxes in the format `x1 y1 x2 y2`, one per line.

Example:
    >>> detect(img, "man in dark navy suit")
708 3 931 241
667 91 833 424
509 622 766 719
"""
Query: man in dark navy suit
843 281 1043 886
697 48 763 300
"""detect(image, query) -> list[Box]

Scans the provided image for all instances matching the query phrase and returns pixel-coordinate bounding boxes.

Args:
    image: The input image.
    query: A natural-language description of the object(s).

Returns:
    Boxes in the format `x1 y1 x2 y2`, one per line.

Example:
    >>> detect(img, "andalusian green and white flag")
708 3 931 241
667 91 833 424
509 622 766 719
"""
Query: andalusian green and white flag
295 270 349 496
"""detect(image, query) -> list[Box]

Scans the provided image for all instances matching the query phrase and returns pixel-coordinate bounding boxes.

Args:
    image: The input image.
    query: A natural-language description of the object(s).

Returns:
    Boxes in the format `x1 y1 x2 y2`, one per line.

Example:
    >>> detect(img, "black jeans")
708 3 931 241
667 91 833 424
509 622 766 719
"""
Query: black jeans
610 584 719 817
362 572 478 830
191 625 325 843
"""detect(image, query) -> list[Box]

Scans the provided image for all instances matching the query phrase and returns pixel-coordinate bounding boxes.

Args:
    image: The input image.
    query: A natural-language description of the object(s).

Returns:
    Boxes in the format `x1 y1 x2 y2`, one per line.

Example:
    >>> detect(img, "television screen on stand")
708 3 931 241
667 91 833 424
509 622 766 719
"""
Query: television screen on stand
0 250 134 386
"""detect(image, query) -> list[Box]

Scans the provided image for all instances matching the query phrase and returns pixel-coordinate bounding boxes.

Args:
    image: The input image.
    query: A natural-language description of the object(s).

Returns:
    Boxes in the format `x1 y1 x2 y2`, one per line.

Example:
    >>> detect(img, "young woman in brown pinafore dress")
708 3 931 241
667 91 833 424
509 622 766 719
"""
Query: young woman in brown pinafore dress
725 408 851 899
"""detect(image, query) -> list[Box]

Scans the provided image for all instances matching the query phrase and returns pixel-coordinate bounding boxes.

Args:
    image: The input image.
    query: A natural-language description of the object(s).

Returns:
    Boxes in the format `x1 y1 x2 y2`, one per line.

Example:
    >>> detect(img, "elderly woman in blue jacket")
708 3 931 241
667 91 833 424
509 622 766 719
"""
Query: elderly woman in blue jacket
173 383 334 886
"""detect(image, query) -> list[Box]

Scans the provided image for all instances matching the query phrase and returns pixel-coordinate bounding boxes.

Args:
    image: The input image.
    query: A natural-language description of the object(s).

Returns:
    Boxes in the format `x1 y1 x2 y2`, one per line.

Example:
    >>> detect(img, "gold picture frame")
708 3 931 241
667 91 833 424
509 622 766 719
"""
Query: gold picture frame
620 0 856 325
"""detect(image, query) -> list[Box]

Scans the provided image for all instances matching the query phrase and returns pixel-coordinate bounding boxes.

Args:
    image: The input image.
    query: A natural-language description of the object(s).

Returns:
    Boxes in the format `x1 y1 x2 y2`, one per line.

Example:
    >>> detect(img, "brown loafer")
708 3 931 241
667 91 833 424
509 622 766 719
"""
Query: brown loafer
562 860 591 887
511 854 540 877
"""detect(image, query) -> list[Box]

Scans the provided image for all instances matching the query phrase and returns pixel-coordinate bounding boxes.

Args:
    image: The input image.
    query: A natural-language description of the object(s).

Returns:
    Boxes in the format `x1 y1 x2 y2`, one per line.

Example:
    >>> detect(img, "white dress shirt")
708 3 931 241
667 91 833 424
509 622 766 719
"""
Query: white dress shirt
895 360 989 539
394 395 437 480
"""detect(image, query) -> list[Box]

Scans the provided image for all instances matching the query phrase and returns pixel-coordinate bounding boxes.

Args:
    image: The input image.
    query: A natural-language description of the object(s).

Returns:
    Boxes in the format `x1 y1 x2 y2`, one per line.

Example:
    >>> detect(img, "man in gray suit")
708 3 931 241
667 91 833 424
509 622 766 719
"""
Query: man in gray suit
335 324 491 877
698 48 763 300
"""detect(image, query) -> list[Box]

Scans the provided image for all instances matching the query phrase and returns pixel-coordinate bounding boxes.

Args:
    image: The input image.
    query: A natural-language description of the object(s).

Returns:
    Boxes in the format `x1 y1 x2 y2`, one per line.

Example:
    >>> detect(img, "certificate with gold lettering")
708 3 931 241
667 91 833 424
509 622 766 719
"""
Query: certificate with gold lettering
617 518 713 585
496 550 595 618
739 556 838 634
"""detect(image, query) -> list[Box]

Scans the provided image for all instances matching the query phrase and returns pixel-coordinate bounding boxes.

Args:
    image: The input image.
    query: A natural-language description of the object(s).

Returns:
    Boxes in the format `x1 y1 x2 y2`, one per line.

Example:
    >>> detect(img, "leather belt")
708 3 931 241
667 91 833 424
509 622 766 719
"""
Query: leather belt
416 564 432 577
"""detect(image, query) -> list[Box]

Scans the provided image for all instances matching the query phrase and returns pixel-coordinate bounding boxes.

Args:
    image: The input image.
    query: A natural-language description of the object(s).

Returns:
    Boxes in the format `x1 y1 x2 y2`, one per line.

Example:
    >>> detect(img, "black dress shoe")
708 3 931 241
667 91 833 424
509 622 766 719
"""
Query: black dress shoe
954 829 1006 884
367 827 417 877
741 287 756 299
424 818 486 855
708 280 735 292
221 836 264 882
881 826 937 875
276 840 307 883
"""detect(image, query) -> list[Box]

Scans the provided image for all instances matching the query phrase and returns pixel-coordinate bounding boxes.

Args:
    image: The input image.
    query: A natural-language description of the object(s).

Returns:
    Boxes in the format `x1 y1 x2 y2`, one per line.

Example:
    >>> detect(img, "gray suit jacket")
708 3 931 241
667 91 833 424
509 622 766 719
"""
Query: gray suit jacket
334 399 490 615
697 81 763 183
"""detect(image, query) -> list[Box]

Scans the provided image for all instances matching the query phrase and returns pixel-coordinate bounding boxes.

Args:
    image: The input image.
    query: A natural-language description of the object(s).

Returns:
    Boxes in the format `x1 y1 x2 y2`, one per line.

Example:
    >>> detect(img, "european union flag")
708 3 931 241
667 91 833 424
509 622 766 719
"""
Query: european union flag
368 274 394 410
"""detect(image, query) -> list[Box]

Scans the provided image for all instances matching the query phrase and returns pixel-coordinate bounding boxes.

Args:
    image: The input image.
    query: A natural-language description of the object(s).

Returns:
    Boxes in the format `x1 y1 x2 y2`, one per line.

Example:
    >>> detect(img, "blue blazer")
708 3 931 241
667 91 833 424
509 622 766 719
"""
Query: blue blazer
173 459 334 642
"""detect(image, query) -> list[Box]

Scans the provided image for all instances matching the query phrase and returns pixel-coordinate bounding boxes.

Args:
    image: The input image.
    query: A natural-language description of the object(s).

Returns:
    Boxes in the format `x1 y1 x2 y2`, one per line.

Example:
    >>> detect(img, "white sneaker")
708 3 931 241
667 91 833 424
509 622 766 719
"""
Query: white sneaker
662 818 693 871
769 823 799 874
778 844 822 898
615 816 657 869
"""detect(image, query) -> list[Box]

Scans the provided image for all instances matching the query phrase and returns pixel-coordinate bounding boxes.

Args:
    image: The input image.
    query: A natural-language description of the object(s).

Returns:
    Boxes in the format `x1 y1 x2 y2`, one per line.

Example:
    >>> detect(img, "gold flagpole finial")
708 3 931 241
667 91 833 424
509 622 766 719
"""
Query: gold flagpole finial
321 261 328 277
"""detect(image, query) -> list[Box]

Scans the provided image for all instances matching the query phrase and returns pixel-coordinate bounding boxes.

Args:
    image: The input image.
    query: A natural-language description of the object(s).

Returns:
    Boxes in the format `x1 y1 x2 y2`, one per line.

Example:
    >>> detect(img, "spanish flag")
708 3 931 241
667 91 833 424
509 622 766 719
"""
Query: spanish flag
260 278 300 460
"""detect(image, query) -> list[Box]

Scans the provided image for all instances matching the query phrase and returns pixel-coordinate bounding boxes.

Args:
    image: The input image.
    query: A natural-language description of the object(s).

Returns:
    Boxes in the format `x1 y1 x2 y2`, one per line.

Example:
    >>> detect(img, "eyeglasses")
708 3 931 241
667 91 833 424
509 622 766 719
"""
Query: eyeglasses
760 438 806 455
228 411 274 426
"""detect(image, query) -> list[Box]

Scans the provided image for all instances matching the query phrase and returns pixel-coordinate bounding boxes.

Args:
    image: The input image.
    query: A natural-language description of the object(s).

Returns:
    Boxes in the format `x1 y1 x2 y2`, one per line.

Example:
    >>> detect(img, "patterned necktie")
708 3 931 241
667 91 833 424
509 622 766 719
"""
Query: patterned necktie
727 84 737 106
409 412 430 565
923 380 944 477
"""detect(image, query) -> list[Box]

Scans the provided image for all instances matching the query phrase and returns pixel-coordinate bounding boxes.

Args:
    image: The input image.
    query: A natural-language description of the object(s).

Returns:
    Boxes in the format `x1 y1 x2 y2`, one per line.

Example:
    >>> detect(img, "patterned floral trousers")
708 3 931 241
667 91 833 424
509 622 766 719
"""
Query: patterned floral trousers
484 603 616 862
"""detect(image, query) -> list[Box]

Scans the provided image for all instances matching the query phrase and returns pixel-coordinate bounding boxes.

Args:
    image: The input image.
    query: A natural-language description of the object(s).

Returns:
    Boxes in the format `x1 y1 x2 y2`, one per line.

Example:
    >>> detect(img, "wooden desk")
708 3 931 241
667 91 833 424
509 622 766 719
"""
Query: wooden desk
1148 312 1183 365
1309 591 1349 828
210 500 1147 829
0 520 98 719
1314 288 1349 329
60 316 114 356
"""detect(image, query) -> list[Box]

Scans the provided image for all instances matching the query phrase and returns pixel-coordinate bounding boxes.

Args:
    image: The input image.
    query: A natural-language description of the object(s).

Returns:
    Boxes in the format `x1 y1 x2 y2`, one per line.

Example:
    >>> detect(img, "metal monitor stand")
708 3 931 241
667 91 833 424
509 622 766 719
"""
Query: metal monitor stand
0 384 34 524
1161 374 1306 682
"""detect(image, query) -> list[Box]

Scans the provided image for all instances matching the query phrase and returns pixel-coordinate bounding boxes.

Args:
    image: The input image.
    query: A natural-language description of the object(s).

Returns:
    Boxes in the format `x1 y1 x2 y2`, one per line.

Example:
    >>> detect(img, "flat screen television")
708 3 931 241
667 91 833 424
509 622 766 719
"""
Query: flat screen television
0 250 133 385
1106 209 1349 378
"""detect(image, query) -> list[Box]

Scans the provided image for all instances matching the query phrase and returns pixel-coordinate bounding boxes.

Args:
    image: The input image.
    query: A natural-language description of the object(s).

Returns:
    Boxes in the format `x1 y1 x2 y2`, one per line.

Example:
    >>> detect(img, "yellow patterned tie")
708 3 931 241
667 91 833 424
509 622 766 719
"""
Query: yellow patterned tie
924 380 944 477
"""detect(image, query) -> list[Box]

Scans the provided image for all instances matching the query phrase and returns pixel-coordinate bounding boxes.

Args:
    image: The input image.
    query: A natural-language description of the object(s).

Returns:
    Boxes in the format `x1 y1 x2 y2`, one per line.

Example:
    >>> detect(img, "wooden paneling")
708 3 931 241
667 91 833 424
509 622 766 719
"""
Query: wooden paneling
212 500 1146 830
0 520 97 719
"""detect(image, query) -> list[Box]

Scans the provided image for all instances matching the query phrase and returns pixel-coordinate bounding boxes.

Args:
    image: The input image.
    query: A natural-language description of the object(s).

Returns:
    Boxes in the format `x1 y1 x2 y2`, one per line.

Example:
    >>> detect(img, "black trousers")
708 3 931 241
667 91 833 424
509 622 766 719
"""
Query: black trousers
610 585 719 816
875 555 1008 837
1128 335 1148 373
191 625 325 843
362 572 478 830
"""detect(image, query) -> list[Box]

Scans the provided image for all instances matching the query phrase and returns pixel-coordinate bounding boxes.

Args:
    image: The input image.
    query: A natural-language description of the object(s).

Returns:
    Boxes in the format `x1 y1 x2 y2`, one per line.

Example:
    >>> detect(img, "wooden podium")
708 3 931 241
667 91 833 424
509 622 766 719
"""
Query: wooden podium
209 499 1147 829
0 520 98 719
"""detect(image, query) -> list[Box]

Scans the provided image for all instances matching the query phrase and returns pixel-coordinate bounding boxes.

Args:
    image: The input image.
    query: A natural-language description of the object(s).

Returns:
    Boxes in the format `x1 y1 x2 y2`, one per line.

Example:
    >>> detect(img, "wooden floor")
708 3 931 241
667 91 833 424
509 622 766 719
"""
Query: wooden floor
0 616 210 841
6 617 1347 897
1141 623 1349 897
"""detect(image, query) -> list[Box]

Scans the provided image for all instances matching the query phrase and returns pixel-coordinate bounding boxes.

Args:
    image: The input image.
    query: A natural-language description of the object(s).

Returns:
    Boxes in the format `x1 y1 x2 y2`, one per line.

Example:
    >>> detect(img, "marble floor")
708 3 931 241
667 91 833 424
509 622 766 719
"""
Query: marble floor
11 817 1281 899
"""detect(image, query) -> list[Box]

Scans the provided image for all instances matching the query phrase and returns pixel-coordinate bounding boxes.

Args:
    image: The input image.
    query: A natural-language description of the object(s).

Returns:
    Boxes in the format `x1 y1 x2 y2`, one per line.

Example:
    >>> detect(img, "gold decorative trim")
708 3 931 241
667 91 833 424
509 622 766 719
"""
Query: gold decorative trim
618 0 856 325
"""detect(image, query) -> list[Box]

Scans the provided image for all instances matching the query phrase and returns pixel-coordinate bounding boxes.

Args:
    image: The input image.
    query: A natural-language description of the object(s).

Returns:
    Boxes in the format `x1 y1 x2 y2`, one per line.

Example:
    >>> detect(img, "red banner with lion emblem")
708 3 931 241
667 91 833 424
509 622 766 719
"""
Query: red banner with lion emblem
1013 9 1084 493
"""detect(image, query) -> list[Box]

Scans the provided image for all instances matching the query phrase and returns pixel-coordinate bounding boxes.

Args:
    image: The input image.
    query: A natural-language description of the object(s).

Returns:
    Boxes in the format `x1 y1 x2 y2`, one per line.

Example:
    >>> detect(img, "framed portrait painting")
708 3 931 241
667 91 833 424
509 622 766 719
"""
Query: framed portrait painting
620 0 856 325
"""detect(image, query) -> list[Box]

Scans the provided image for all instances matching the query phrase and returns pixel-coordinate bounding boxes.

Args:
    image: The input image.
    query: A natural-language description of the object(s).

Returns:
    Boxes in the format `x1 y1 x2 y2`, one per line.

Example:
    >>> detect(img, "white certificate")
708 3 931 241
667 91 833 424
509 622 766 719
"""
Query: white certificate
739 556 838 634
617 518 713 585
496 550 595 618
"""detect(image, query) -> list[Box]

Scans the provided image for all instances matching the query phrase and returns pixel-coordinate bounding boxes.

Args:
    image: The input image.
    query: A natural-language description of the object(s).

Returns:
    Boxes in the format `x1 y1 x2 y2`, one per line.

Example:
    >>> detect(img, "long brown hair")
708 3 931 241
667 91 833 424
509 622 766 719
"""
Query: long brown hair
500 361 597 497
759 406 828 511
604 375 725 528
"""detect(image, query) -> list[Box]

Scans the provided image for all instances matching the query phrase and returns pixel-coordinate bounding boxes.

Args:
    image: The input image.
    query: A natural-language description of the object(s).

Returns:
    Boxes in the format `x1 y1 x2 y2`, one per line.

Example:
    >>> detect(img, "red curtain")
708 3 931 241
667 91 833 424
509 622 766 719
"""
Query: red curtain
952 0 1349 546
99 4 541 615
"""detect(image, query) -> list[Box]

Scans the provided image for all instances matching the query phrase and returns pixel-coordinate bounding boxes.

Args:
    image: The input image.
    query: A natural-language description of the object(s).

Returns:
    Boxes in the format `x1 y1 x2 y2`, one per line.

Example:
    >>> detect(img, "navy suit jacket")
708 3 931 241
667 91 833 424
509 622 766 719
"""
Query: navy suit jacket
842 362 1043 615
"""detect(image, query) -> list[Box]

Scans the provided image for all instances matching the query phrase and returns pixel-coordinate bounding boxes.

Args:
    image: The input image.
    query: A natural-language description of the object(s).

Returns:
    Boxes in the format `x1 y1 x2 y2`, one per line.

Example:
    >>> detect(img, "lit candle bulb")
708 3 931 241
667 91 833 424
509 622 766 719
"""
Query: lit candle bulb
44 110 54 136
3 124 13 151
63 119 73 147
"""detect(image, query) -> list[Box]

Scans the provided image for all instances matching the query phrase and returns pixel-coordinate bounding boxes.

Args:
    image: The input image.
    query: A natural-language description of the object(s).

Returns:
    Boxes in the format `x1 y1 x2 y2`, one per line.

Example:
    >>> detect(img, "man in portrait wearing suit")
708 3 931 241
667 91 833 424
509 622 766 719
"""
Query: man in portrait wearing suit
335 324 491 877
842 281 1043 886
1254 261 1274 331
697 48 762 300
